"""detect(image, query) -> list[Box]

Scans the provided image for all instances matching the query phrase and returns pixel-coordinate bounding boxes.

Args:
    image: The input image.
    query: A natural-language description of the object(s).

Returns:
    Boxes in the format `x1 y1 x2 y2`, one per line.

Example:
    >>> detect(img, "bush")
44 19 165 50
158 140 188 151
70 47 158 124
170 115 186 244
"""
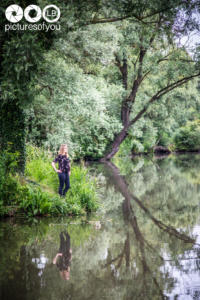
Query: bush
174 120 200 151
117 137 144 157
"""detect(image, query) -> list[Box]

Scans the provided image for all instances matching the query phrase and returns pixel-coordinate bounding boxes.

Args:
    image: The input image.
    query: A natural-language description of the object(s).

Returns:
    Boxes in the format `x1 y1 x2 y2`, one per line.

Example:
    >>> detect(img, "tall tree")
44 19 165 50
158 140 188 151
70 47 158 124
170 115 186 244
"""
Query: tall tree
98 5 200 160
55 0 200 160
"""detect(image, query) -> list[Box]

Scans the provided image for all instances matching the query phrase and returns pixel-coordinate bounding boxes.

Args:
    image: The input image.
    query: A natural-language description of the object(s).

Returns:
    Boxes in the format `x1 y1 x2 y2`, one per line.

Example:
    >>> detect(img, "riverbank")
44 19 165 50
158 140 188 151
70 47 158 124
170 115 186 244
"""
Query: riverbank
0 145 99 218
131 146 200 157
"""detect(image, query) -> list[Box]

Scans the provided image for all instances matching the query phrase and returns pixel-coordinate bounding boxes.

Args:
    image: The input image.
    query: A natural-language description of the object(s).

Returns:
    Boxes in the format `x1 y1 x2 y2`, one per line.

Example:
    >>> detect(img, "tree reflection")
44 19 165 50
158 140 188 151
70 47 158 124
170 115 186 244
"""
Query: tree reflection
101 159 200 299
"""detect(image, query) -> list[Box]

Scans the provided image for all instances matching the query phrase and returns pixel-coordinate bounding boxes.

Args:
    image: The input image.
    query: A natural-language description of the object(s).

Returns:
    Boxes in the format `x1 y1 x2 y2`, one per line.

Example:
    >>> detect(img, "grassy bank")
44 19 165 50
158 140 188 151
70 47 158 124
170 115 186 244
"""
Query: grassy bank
0 145 99 217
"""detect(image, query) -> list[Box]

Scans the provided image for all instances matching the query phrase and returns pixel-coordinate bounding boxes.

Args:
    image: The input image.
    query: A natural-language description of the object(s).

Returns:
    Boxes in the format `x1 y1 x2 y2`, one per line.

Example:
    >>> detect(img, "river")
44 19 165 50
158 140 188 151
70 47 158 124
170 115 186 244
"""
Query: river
1 154 200 300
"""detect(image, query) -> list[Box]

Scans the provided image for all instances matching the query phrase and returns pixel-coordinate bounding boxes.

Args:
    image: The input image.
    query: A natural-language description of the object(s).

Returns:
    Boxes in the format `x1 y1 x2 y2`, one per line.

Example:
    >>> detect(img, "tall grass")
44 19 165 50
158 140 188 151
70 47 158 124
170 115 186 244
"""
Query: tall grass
25 145 99 215
0 145 99 217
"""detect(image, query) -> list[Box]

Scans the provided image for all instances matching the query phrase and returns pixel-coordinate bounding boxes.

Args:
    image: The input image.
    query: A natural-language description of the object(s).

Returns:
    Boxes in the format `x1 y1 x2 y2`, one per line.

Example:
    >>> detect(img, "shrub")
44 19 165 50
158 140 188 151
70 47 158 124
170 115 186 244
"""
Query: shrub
117 137 144 157
174 120 200 151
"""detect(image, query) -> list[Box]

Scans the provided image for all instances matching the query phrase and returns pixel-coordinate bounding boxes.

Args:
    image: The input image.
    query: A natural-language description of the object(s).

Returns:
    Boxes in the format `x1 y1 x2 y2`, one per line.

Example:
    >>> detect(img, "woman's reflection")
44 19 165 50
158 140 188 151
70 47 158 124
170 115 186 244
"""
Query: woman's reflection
53 231 72 280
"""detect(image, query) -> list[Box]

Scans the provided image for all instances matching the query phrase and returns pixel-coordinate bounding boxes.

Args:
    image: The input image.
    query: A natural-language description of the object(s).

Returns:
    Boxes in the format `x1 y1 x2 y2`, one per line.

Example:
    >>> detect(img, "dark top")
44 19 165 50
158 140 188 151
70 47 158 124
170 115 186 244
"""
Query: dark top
57 231 71 271
53 154 70 173
56 253 71 271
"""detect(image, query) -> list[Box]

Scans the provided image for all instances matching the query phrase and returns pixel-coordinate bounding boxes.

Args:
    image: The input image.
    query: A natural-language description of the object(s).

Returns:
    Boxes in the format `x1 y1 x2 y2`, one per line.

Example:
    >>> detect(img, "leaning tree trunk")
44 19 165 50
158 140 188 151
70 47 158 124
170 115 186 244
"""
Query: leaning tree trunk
101 126 129 161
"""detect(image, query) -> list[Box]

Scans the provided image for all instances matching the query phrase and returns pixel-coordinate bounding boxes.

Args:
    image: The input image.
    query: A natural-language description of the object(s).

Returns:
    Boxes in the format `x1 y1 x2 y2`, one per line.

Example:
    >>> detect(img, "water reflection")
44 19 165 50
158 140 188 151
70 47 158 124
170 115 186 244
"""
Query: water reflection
1 155 200 299
53 231 72 280
102 159 200 300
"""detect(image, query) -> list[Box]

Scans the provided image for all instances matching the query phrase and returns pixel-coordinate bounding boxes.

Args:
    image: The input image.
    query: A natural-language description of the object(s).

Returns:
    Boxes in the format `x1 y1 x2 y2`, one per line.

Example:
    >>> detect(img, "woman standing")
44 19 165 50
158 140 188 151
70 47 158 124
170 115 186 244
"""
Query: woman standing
52 144 71 197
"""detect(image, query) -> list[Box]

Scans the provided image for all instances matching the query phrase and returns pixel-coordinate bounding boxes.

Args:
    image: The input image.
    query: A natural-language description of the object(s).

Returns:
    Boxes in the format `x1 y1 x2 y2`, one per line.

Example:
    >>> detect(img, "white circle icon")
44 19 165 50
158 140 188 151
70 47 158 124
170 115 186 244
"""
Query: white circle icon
5 5 23 23
43 5 60 23
24 5 42 23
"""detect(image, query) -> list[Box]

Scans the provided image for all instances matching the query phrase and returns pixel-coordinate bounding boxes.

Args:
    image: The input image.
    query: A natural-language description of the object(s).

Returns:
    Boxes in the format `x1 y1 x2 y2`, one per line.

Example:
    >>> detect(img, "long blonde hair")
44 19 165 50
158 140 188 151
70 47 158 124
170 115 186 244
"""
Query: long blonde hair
58 144 69 157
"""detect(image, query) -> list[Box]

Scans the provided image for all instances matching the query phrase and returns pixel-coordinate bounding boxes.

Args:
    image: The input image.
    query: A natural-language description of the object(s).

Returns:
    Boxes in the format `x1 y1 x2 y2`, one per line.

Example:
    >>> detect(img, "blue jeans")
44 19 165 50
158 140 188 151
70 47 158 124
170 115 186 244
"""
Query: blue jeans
58 172 70 196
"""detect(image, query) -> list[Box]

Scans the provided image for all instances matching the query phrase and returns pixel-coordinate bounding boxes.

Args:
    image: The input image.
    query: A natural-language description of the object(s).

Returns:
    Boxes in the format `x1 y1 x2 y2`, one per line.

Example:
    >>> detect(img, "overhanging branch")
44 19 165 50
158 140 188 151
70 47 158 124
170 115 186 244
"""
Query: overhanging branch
129 72 200 127
86 3 184 25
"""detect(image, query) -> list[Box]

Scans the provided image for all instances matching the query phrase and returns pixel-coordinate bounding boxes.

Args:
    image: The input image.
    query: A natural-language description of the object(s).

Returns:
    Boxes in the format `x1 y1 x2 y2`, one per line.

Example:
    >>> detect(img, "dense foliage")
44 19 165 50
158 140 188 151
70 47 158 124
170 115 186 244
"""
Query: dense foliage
174 120 200 151
0 0 52 171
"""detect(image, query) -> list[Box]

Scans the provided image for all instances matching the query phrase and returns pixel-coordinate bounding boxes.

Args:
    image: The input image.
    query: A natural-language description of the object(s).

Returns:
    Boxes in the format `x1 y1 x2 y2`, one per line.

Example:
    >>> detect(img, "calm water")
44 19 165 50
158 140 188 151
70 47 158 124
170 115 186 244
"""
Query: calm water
1 154 200 300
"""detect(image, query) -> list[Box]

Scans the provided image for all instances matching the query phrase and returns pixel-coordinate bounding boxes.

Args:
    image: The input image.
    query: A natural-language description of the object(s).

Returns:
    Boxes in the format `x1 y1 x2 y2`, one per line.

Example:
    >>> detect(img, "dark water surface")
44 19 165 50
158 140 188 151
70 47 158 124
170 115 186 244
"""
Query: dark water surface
1 154 200 300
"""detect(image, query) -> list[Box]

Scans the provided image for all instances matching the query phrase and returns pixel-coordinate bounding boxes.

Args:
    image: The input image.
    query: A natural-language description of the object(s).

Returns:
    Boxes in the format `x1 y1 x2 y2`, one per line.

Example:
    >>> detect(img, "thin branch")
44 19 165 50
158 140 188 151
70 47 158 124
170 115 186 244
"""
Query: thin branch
86 3 184 26
140 70 151 84
103 252 124 268
157 52 172 63
165 256 200 262
39 84 53 98
151 73 200 100
88 15 133 25
158 58 196 63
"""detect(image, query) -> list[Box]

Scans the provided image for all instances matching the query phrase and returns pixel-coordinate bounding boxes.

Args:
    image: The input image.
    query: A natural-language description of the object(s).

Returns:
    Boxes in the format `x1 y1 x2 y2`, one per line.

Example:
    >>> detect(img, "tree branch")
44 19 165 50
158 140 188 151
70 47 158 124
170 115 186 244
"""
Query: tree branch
88 15 133 25
129 72 200 127
39 84 53 98
86 3 185 26
158 58 196 63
